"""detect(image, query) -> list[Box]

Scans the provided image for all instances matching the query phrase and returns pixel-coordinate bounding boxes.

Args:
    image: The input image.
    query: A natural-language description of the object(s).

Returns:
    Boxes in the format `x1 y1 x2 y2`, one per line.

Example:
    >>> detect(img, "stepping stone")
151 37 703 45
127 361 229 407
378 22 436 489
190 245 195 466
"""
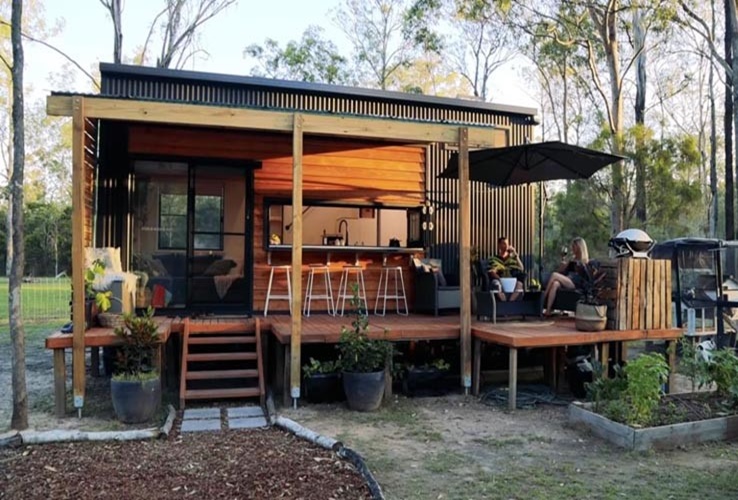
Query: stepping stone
181 419 222 433
183 408 221 420
229 416 268 430
227 406 265 419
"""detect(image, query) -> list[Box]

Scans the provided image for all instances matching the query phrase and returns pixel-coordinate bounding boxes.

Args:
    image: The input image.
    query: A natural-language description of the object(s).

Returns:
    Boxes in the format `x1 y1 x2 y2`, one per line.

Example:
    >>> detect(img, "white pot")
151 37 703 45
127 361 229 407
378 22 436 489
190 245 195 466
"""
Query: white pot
500 277 518 293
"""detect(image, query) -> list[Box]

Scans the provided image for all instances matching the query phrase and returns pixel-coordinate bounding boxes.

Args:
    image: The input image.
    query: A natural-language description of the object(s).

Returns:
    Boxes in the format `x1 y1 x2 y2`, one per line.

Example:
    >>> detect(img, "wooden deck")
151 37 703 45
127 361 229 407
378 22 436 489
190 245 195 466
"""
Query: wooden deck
45 313 684 415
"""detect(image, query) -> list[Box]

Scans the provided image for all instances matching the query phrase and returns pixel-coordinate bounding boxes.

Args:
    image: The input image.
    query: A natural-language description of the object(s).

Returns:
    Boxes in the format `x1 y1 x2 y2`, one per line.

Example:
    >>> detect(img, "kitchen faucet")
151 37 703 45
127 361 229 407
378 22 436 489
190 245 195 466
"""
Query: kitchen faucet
338 219 349 246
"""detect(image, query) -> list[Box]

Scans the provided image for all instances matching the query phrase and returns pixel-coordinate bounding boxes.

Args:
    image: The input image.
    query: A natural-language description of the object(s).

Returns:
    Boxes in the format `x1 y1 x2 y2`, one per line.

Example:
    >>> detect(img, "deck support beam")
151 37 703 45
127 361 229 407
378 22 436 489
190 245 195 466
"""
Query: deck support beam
71 97 86 415
458 127 472 393
290 114 304 407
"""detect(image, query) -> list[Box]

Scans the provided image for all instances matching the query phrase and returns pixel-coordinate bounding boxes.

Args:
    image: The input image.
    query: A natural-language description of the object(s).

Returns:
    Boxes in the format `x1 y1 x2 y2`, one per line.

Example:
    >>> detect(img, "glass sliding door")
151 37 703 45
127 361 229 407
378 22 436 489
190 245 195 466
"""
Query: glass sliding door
188 164 251 311
131 160 253 313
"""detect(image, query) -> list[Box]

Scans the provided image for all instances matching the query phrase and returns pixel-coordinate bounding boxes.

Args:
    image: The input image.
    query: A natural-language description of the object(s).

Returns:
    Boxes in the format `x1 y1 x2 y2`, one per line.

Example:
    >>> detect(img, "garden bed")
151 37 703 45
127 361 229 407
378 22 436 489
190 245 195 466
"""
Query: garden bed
569 392 738 451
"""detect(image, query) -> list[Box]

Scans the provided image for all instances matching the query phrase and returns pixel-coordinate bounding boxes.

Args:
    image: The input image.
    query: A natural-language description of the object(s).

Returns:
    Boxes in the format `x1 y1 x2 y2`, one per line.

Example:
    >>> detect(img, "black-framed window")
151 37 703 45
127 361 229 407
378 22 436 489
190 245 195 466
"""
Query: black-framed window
158 193 224 250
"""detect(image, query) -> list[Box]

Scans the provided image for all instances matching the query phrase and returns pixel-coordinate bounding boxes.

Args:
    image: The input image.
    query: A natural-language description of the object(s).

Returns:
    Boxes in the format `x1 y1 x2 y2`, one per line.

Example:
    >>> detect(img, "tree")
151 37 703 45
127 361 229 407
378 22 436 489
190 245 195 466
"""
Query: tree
245 26 351 84
99 0 123 64
334 0 431 89
138 0 236 68
9 0 27 430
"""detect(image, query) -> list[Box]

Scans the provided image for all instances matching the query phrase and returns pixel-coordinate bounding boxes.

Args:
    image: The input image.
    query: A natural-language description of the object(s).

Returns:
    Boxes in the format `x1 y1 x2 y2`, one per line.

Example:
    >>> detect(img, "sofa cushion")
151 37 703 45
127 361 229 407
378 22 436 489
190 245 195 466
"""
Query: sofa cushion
203 259 237 276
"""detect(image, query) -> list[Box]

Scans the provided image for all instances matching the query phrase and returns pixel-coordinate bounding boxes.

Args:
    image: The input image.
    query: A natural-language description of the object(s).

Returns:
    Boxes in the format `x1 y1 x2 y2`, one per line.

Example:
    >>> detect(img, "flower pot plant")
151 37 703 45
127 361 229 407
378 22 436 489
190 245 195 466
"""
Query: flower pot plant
302 357 343 403
110 307 161 423
84 259 108 329
402 358 450 396
575 262 608 331
489 254 523 293
337 287 393 411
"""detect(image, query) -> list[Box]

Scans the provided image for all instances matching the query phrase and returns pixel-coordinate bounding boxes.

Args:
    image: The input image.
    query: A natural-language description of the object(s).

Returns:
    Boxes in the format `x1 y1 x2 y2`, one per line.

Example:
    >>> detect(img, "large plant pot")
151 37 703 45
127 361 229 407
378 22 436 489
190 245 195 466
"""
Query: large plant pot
111 376 161 423
402 367 444 397
343 371 385 411
575 303 607 331
305 373 344 403
500 277 518 293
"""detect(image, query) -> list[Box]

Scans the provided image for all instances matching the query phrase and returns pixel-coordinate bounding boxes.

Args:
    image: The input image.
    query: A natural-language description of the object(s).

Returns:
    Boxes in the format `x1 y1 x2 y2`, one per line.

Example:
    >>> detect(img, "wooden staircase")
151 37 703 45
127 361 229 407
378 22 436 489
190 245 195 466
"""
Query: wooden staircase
179 318 265 409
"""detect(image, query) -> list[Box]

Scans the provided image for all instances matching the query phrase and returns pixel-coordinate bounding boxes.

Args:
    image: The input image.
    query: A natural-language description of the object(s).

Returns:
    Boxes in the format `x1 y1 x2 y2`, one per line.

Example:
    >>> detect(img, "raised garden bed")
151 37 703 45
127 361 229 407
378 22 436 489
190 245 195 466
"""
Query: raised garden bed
569 393 738 451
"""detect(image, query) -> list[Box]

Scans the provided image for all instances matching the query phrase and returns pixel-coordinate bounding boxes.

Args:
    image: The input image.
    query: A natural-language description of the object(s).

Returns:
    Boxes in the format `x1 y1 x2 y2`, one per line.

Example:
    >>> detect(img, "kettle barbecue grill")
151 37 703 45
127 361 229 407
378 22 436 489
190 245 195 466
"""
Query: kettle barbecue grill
609 228 655 259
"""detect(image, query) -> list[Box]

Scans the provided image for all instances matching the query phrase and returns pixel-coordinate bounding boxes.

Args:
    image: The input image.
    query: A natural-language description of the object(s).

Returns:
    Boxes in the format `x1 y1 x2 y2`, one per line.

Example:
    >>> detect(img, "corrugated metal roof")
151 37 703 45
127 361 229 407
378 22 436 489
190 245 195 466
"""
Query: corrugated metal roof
99 63 538 118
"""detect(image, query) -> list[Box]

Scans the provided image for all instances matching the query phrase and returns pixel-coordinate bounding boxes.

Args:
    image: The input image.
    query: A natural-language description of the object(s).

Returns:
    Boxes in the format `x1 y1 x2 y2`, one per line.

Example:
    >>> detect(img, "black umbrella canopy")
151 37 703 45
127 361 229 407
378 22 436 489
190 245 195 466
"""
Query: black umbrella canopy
439 141 626 186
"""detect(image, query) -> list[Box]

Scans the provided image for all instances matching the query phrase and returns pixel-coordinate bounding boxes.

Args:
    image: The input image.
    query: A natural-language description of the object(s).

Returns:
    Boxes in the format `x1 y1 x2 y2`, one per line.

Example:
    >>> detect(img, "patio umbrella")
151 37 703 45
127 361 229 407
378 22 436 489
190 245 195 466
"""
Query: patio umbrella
438 140 626 280
439 140 626 185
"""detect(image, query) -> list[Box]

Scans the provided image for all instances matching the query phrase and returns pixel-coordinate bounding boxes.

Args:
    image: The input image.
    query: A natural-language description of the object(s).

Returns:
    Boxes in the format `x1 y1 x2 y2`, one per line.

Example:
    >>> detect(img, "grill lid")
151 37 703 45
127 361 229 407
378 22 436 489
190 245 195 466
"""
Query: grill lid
609 229 655 258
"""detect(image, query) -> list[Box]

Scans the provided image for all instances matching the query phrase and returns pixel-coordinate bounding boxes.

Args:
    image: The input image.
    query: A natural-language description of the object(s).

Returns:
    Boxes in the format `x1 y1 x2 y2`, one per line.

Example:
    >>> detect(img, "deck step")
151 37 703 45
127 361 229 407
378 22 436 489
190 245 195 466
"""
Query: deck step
188 336 256 345
184 387 261 400
187 352 258 362
185 369 259 380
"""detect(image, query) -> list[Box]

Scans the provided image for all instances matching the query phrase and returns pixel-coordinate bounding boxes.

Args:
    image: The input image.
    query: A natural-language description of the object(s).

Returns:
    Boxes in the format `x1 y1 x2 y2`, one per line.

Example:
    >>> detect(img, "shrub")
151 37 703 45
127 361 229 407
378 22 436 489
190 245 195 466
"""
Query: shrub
113 307 159 379
337 285 393 373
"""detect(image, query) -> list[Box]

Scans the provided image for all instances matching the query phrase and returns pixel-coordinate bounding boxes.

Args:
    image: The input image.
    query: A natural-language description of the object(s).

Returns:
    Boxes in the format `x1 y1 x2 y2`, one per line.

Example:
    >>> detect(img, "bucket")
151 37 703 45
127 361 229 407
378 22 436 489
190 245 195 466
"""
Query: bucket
500 277 518 294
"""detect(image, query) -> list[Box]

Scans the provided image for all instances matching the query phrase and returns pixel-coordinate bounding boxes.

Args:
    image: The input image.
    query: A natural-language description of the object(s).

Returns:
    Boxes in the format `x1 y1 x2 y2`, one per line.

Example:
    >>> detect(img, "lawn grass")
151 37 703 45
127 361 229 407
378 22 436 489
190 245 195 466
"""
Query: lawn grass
0 277 70 331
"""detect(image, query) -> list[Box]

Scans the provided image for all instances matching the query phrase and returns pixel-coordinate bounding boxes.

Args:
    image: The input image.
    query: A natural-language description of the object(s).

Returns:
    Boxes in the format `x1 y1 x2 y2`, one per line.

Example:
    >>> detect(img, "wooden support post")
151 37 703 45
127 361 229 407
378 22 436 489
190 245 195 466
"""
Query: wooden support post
283 344 292 408
458 127 472 392
666 340 676 393
508 347 518 410
53 349 66 418
384 349 393 400
548 347 558 391
472 338 481 396
71 97 86 414
290 114 304 406
601 342 610 379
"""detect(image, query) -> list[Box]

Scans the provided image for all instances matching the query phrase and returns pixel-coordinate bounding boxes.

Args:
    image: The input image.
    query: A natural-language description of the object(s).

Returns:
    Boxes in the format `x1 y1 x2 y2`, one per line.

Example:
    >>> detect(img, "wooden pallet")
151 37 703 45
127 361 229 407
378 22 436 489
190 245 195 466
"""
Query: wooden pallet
600 258 672 330
179 318 265 409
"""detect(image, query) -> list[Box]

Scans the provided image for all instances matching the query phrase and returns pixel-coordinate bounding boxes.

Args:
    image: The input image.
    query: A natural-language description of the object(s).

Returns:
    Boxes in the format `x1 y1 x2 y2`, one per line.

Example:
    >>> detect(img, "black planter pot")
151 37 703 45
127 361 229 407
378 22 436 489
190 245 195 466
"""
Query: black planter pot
111 376 161 423
343 371 385 411
402 367 445 397
305 373 343 403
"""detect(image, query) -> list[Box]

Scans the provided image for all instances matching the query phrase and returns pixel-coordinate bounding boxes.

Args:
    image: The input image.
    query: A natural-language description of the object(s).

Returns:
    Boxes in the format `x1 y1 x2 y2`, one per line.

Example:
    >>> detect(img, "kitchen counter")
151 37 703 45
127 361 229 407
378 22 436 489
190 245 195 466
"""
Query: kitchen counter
266 244 423 265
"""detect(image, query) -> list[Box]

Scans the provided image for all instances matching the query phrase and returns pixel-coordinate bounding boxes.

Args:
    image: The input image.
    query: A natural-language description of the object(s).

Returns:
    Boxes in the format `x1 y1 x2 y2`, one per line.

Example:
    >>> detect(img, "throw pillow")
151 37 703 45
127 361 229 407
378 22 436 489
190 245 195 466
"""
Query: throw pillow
229 258 244 276
203 259 236 276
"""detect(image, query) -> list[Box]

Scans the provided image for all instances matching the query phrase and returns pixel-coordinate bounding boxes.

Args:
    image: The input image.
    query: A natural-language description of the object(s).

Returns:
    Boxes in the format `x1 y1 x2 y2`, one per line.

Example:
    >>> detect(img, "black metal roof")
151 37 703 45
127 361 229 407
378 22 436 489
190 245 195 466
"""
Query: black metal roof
99 63 538 118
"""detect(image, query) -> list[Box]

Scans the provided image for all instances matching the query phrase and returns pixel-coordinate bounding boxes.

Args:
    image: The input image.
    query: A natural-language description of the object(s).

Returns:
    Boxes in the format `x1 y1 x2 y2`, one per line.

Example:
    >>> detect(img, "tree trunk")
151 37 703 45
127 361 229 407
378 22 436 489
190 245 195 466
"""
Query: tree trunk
603 7 625 233
112 0 122 64
710 0 718 238
9 0 27 431
633 7 647 227
727 0 736 239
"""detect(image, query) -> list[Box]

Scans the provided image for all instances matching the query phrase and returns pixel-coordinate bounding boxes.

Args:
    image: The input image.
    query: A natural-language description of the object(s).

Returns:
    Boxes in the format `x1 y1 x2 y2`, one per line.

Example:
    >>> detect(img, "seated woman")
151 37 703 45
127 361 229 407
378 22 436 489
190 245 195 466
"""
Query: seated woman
543 237 589 316
488 236 525 301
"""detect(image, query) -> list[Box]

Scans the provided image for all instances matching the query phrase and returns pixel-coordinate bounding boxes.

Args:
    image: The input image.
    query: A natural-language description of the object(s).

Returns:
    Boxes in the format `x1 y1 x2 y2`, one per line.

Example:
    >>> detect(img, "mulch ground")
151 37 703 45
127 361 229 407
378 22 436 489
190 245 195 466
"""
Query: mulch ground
0 428 370 499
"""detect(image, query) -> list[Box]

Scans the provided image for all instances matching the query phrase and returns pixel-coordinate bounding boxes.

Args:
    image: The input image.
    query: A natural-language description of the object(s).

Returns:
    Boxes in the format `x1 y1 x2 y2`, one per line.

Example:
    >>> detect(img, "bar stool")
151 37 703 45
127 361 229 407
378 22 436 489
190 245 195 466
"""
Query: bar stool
303 264 335 316
374 265 408 316
264 265 292 316
335 265 368 316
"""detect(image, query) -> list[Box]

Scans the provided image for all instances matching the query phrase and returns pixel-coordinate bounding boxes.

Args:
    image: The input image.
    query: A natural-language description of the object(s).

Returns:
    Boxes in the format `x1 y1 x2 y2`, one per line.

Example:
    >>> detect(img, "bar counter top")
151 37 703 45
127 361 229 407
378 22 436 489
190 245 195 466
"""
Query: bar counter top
268 244 423 253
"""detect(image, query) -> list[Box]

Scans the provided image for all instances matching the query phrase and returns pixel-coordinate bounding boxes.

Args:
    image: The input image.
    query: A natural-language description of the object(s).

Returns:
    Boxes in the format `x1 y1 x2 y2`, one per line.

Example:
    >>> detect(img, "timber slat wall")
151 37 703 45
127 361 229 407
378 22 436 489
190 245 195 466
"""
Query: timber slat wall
84 118 98 246
129 125 425 205
601 259 672 330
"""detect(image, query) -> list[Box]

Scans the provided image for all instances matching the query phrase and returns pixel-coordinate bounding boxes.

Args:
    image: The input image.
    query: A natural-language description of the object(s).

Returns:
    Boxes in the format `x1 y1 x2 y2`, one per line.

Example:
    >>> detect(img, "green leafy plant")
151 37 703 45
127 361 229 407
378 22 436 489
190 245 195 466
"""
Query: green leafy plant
84 258 119 312
489 254 522 278
577 261 607 306
707 348 738 406
302 357 340 378
586 360 627 413
621 353 670 427
337 285 393 373
113 307 159 380
677 338 711 392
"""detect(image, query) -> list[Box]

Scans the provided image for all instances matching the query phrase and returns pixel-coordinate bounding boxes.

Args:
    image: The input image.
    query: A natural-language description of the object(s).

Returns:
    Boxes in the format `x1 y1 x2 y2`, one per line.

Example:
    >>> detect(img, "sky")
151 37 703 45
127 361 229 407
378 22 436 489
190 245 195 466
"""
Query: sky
26 0 537 110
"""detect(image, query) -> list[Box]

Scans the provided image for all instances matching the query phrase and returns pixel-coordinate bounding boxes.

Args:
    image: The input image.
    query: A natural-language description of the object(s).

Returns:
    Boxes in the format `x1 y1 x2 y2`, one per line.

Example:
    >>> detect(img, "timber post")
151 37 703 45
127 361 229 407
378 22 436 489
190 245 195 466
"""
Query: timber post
71 97 86 416
459 127 471 393
290 113 304 407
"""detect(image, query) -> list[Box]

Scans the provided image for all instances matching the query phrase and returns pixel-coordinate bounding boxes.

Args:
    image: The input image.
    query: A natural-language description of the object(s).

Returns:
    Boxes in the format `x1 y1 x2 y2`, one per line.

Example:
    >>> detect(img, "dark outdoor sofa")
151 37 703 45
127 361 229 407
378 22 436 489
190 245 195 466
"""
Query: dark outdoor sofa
413 258 461 315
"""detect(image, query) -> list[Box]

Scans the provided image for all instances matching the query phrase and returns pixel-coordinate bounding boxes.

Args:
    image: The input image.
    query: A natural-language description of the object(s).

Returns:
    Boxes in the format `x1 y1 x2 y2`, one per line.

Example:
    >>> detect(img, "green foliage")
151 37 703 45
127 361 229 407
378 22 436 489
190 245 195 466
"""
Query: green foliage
111 371 160 383
488 254 521 277
302 357 340 378
113 307 159 377
84 259 115 312
577 262 607 306
245 25 351 84
707 349 738 405
587 353 669 427
677 338 711 392
621 353 669 427
337 284 394 373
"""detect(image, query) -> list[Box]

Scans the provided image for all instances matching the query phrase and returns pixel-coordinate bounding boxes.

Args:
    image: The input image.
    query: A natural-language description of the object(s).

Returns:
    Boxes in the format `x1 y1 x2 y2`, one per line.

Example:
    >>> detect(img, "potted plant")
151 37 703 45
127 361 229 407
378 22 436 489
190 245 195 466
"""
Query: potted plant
337 288 393 411
302 358 343 403
402 358 450 396
489 254 522 293
84 259 109 329
575 262 608 331
110 307 161 423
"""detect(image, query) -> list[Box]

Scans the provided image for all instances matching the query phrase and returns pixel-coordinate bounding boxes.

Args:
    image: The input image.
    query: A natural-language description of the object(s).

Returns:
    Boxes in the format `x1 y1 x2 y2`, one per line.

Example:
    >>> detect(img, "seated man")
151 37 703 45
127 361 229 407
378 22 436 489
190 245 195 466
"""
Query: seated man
488 236 525 301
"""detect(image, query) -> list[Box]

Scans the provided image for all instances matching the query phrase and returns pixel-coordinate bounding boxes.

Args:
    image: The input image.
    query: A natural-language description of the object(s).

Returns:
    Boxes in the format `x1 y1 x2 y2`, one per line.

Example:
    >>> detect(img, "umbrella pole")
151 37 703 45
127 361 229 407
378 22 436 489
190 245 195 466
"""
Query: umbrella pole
538 182 544 281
